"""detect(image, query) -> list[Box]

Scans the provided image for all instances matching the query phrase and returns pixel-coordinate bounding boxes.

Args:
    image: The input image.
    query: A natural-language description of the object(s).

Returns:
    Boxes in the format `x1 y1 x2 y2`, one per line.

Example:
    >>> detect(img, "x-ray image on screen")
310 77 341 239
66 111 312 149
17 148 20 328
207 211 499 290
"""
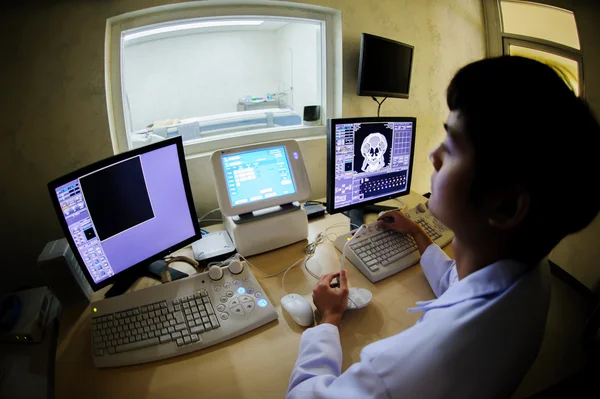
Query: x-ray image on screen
353 123 393 174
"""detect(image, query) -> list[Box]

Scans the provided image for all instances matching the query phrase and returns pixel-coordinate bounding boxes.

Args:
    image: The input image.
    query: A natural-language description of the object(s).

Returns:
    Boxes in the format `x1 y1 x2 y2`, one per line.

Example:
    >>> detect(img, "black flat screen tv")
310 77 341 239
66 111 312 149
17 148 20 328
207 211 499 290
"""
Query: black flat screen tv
357 33 414 99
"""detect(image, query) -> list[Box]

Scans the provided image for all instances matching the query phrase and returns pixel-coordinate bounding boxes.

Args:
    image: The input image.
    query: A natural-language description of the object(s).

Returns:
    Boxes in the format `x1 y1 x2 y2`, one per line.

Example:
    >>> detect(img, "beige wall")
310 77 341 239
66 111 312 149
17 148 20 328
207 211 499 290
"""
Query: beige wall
0 0 485 291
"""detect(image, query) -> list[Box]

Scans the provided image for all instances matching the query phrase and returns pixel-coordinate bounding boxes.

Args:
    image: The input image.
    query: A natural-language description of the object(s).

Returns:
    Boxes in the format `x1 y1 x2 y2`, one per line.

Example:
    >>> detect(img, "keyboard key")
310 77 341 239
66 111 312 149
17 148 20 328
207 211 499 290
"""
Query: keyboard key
108 347 116 355
171 331 182 339
174 323 187 332
183 336 191 345
116 337 160 353
176 338 184 346
209 315 220 328
190 325 205 334
159 335 171 343
174 312 185 324
94 349 104 357
191 334 199 342
181 330 189 337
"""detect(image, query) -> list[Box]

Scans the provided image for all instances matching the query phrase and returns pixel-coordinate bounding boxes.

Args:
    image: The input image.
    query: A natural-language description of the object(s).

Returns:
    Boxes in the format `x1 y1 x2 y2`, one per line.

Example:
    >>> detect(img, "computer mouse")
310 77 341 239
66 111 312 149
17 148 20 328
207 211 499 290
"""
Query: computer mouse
281 294 314 327
347 287 373 310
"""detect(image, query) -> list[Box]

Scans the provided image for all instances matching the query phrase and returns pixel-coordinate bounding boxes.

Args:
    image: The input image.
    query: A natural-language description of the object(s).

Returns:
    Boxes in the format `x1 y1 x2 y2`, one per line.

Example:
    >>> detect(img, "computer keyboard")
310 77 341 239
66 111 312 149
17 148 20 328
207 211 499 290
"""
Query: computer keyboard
335 203 454 283
90 262 277 367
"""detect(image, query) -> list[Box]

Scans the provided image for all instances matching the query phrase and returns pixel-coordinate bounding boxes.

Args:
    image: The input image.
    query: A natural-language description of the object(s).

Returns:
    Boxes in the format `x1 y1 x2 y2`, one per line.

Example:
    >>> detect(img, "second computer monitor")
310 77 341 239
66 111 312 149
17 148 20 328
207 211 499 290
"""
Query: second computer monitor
326 117 416 219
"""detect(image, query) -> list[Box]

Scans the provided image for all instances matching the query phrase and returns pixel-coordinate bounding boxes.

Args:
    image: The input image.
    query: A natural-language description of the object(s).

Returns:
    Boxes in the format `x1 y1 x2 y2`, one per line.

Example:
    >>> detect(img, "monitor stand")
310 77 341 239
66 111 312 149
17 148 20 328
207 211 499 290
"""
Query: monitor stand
343 204 400 229
104 260 188 298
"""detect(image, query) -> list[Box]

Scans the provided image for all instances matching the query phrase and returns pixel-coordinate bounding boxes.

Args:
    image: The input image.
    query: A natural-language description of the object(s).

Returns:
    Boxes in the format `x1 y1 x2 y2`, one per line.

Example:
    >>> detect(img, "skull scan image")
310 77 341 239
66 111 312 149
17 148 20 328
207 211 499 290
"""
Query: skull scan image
360 133 388 172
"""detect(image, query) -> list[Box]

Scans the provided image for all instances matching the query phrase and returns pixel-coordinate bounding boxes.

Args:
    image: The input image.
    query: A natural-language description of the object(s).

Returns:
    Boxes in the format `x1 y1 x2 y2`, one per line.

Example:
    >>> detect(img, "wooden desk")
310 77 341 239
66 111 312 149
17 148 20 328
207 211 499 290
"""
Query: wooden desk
55 192 452 398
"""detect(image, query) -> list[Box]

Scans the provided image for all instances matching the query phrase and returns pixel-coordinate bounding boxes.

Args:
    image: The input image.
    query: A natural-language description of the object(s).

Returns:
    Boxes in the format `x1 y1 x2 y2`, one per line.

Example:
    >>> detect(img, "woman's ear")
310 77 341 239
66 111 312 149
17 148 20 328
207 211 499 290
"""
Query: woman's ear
488 186 530 230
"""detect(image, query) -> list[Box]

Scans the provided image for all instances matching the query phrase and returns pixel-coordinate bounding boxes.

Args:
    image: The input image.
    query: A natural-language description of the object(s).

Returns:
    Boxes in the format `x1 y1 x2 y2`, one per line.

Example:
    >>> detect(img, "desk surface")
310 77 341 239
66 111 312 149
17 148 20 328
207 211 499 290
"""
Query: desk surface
55 192 452 398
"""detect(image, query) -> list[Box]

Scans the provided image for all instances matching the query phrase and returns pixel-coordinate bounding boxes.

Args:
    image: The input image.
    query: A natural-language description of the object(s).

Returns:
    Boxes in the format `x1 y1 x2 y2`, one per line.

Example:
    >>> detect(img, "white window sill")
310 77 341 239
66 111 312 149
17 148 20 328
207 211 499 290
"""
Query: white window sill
182 124 326 158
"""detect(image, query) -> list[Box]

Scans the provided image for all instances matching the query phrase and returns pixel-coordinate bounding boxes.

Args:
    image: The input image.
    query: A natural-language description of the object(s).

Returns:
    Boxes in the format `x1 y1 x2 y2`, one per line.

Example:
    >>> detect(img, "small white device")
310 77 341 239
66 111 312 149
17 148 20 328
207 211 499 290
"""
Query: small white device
335 202 454 283
191 230 235 262
90 262 276 368
211 140 311 217
37 238 92 306
211 140 311 256
281 294 314 327
223 208 308 257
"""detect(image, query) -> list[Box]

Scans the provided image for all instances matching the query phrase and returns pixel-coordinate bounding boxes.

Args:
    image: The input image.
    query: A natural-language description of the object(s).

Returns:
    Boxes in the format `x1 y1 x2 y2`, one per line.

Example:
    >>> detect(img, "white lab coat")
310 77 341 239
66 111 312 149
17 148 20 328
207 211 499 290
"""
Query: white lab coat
287 244 551 399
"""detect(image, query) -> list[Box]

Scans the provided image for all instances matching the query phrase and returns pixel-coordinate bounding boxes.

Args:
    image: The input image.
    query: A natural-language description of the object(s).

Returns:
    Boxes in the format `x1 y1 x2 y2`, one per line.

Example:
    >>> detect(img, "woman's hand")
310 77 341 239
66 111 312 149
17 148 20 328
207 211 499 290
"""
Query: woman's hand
377 211 419 235
312 270 349 327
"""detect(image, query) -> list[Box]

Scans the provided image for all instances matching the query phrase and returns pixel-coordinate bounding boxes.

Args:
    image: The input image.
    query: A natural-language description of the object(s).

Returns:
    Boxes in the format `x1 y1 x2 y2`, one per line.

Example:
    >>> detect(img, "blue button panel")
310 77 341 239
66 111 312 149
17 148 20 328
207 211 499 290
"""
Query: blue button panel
237 287 246 295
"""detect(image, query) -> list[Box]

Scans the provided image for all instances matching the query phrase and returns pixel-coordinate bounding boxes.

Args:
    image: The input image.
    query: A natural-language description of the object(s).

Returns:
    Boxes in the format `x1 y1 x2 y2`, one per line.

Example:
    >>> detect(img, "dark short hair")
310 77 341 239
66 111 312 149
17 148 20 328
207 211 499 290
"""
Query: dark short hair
446 56 599 242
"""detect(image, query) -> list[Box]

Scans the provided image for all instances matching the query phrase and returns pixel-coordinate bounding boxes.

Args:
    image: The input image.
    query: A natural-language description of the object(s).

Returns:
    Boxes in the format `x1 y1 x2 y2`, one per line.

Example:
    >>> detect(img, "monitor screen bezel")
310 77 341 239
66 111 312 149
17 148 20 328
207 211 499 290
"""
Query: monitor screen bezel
357 33 415 99
211 140 311 217
326 117 417 216
47 136 201 292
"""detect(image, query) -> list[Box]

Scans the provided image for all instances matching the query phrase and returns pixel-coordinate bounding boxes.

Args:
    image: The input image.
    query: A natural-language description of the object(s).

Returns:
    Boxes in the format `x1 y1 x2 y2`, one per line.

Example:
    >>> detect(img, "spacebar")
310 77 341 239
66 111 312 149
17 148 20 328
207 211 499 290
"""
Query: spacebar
115 338 160 353
387 247 418 264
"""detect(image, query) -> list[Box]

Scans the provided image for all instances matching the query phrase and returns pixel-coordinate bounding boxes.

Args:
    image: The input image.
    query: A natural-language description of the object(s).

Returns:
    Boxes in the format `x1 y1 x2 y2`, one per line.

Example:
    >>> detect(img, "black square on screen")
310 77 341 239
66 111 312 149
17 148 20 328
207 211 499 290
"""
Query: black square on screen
80 157 154 240
83 227 97 240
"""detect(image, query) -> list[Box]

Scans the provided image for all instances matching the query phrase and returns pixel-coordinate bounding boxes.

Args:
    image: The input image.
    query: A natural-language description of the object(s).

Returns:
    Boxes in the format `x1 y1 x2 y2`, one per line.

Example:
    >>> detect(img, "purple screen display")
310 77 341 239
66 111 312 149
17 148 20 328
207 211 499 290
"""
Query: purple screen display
54 144 196 284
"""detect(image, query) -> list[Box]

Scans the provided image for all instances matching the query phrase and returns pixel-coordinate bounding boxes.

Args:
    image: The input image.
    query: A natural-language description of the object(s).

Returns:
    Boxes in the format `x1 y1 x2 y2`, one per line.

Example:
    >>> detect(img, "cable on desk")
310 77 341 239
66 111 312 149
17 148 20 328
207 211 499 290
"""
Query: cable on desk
191 221 362 294
198 208 221 222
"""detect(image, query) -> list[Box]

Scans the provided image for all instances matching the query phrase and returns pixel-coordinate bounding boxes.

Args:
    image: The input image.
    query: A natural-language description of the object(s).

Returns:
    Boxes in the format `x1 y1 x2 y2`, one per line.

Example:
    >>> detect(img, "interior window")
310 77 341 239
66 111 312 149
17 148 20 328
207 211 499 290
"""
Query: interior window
121 18 322 148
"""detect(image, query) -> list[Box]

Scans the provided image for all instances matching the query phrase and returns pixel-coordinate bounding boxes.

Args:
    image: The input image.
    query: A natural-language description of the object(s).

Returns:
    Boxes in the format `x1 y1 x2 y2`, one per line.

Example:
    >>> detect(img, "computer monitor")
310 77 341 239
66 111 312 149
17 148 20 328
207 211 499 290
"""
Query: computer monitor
326 117 416 227
211 140 311 217
48 137 200 295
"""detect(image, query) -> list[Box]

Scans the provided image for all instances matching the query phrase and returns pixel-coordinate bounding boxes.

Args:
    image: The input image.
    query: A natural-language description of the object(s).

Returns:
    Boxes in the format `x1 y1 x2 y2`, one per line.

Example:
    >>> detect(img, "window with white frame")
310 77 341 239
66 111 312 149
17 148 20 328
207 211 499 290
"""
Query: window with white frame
483 0 583 97
105 1 342 155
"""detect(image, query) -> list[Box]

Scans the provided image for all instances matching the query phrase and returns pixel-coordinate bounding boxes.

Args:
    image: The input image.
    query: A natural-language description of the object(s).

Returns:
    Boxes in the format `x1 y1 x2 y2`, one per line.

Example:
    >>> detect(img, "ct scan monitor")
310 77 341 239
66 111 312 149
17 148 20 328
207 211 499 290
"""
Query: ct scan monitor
48 137 200 292
326 117 416 224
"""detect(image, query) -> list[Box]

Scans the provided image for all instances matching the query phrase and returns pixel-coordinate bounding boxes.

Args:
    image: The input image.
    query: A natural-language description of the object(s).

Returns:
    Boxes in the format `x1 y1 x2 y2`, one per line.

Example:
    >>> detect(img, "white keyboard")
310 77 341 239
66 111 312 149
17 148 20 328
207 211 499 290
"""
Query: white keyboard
90 263 277 367
335 203 454 283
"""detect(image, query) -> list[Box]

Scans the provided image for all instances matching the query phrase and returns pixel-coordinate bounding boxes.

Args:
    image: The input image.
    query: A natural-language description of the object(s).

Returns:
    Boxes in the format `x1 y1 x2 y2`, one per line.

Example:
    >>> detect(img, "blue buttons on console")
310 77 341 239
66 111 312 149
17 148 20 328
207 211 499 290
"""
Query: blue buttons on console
257 299 268 308
237 287 246 295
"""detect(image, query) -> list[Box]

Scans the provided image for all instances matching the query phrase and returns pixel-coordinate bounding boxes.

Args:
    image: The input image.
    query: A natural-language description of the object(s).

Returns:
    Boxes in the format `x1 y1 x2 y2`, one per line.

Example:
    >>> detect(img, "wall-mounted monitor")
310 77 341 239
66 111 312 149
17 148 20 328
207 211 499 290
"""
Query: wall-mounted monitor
357 33 414 99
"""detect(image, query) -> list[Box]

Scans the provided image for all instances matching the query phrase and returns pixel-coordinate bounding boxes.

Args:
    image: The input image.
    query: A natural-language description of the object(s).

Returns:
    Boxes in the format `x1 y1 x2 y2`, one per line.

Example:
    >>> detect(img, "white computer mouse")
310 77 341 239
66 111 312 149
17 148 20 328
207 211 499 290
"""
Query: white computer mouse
281 293 314 327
